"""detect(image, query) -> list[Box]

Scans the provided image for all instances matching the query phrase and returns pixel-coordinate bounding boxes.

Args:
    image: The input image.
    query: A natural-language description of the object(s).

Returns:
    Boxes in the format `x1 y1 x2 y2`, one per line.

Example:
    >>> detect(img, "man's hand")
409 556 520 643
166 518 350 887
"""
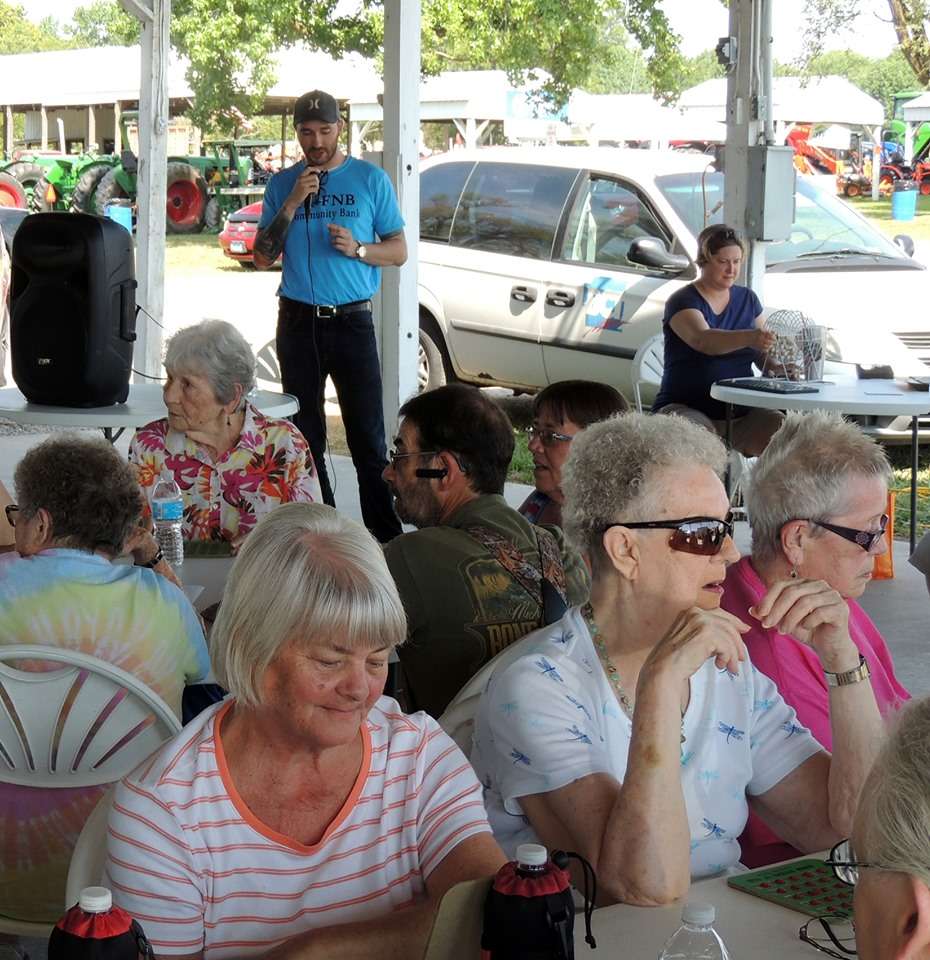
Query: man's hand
125 521 158 565
640 606 749 693
750 577 857 672
327 223 359 257
286 165 323 210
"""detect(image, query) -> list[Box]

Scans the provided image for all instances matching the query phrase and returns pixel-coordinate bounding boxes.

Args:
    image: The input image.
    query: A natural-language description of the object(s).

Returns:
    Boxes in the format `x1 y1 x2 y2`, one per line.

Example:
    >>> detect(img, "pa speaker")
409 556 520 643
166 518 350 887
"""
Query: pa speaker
11 212 137 407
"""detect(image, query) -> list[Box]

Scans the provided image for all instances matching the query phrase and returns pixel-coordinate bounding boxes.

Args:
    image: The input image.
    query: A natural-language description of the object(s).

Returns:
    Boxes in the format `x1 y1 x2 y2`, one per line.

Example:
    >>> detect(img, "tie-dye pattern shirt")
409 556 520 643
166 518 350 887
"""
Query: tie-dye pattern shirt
129 401 321 544
471 606 821 877
0 548 209 924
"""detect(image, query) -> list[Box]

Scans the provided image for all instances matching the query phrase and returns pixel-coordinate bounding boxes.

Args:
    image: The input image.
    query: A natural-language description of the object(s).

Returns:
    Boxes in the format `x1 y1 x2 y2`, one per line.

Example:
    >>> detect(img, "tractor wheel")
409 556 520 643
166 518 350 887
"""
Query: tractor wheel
204 197 221 231
844 181 861 198
6 162 46 198
94 167 133 217
70 164 113 213
879 174 896 197
920 180 930 197
165 161 208 234
0 171 27 208
29 175 57 212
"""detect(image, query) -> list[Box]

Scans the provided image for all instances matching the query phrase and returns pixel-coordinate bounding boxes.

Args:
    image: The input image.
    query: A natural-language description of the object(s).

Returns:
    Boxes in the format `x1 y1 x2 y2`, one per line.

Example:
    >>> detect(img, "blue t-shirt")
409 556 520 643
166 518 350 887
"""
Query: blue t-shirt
259 156 405 306
653 283 762 420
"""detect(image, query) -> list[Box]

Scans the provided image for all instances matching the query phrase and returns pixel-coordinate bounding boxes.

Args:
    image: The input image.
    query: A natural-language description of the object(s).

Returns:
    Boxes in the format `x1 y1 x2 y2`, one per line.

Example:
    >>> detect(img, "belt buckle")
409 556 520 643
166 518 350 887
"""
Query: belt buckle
316 305 337 320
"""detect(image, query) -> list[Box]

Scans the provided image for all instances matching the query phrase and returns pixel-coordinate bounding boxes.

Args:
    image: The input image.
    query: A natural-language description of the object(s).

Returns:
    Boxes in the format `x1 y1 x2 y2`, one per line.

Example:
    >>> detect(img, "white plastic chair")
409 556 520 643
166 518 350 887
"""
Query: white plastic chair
631 332 665 413
65 787 114 907
0 646 181 934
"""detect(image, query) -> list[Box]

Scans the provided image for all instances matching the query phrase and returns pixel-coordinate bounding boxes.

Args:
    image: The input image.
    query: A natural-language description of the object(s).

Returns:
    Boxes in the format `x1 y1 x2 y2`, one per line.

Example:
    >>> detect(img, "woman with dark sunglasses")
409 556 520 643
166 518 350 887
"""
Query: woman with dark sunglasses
721 411 908 869
469 411 883 906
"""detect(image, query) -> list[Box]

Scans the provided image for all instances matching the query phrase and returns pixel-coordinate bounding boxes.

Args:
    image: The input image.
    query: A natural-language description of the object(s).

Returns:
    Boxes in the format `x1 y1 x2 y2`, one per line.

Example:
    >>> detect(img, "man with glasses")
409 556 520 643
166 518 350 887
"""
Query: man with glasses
254 89 407 543
382 385 590 717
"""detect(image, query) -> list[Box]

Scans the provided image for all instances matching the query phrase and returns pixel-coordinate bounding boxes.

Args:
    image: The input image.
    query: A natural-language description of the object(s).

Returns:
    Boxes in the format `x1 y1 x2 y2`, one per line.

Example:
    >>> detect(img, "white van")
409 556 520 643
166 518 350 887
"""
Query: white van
417 147 928 436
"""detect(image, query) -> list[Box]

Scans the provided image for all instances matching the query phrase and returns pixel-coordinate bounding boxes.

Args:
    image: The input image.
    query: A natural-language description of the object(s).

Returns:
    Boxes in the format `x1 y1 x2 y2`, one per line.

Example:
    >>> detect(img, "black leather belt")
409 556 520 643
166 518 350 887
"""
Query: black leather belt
307 299 372 319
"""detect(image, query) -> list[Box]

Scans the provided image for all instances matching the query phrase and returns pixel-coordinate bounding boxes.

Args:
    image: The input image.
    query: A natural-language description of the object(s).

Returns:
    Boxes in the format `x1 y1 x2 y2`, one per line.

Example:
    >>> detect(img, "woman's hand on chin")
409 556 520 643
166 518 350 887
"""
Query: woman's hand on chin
640 607 750 693
749 578 856 672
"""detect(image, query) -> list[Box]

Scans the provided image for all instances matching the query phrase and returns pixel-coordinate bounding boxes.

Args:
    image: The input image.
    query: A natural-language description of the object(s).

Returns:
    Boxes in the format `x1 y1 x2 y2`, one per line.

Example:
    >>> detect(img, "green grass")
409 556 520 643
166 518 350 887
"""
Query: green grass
165 232 238 274
508 431 535 485
848 192 930 244
886 446 930 541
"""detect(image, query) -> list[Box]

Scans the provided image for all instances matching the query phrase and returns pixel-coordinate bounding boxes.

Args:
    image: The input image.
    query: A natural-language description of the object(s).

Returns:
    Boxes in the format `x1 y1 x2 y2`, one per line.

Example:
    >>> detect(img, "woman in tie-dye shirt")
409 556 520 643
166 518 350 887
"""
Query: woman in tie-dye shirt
130 320 321 548
0 435 208 926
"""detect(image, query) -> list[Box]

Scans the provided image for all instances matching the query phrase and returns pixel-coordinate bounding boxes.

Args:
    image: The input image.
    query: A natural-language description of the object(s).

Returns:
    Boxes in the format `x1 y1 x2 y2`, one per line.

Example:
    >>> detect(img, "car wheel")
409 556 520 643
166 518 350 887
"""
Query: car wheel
418 327 446 392
239 260 256 269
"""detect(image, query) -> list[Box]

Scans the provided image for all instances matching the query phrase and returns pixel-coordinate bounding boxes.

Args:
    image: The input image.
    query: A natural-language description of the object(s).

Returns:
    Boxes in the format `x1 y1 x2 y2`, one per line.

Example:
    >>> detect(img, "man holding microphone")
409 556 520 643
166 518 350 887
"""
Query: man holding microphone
254 89 406 543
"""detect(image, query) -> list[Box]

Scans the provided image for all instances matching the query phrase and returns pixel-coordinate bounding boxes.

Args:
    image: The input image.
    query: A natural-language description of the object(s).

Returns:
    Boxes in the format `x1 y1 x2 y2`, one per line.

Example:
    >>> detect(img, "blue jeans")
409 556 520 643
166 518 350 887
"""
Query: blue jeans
276 296 401 543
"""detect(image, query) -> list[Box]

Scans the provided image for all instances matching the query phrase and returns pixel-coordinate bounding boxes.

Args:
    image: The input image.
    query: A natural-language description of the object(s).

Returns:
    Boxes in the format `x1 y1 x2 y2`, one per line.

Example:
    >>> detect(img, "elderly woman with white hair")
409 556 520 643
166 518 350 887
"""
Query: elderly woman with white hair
721 411 909 868
105 502 504 959
130 319 321 548
470 411 884 905
838 696 930 960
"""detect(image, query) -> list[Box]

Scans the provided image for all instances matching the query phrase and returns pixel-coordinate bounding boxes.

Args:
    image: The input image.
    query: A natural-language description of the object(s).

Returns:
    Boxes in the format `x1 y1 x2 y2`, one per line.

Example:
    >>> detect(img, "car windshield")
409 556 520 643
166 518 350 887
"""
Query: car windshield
655 170 907 265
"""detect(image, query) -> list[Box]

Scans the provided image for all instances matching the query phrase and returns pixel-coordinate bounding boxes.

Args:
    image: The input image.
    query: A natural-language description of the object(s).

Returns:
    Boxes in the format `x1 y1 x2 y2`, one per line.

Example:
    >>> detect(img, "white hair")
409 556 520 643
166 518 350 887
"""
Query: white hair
211 503 407 707
747 411 891 564
858 696 930 889
561 411 727 574
164 319 256 408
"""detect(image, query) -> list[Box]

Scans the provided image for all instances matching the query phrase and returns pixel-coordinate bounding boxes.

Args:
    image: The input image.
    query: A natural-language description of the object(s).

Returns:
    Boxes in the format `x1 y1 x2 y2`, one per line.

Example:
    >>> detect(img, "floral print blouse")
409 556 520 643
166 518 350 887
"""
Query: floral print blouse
129 402 322 543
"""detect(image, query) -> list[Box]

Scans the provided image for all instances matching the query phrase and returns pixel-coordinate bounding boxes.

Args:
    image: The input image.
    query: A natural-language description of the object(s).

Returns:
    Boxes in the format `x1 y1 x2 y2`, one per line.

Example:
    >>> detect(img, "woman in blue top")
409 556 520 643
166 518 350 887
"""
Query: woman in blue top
653 224 782 456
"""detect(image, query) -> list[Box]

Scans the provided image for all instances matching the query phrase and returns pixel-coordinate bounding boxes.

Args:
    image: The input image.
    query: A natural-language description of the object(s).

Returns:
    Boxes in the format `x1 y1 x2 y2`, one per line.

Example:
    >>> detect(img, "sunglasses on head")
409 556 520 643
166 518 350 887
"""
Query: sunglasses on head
809 514 888 553
603 516 734 556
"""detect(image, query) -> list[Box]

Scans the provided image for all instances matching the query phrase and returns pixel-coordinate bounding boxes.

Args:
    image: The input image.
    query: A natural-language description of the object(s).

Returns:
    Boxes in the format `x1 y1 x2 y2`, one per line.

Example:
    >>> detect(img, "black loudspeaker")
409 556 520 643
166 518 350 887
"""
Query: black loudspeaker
11 212 137 407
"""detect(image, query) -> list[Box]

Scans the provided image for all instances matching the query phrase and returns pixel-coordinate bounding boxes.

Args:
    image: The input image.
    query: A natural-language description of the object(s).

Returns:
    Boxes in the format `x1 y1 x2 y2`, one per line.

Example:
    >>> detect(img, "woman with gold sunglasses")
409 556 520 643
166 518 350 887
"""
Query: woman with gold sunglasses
470 412 884 906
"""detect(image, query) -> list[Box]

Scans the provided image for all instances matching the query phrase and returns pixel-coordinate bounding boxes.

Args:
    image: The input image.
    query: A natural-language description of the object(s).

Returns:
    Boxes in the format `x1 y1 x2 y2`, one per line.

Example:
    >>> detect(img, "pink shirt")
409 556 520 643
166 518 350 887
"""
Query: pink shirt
721 556 909 867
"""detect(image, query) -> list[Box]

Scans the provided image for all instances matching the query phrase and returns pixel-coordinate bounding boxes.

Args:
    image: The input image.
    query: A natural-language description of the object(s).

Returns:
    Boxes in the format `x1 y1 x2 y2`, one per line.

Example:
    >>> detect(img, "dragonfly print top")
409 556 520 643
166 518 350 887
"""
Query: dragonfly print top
471 605 821 877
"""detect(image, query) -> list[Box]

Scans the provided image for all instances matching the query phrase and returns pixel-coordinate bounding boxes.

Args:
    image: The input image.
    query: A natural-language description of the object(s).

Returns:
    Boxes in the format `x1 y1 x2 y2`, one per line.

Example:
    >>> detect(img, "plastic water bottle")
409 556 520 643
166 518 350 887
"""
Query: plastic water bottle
49 886 154 958
151 474 184 570
658 902 731 960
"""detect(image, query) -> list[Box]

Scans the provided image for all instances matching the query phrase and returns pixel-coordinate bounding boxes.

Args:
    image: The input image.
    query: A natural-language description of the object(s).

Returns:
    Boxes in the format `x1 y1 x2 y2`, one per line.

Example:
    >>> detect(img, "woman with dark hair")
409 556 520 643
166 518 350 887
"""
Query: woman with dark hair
653 223 782 456
520 380 628 527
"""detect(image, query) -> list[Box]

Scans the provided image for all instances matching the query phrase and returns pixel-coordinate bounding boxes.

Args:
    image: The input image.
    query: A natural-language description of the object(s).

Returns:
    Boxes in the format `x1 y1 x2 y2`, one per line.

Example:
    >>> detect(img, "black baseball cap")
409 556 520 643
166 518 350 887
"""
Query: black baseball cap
293 90 340 126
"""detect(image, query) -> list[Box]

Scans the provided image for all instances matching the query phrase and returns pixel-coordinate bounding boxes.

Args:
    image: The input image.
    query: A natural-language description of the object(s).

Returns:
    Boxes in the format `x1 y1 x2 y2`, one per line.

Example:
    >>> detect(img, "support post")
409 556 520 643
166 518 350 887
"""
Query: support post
280 110 286 166
40 106 48 150
3 106 12 158
86 105 97 151
905 120 914 165
380 0 421 435
120 0 170 379
871 125 881 200
465 116 477 149
113 101 122 153
724 0 766 295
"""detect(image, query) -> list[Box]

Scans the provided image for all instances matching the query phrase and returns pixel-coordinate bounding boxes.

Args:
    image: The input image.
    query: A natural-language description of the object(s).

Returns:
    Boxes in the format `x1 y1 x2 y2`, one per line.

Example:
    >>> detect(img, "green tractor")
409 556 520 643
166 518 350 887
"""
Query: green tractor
93 138 264 234
0 151 119 213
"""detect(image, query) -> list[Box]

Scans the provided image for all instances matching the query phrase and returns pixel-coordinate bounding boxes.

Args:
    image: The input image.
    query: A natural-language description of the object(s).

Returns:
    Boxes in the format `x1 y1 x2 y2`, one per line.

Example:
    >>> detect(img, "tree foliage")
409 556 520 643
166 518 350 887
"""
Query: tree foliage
804 0 930 86
67 1 138 46
0 1 69 55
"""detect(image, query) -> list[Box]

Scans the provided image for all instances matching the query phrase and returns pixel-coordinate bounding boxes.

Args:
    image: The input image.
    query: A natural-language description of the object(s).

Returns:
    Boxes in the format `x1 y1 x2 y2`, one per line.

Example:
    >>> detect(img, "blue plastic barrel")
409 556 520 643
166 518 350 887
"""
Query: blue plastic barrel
892 180 918 221
105 202 133 233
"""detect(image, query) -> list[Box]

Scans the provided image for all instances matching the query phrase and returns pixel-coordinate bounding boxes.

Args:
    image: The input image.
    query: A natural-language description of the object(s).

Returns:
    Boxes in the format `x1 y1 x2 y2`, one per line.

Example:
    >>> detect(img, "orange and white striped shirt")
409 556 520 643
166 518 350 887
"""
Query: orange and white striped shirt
105 697 491 957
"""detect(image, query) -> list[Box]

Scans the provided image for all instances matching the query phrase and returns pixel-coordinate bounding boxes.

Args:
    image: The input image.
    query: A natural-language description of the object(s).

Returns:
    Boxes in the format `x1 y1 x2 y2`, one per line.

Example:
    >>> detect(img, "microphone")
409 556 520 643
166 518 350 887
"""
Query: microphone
303 167 329 217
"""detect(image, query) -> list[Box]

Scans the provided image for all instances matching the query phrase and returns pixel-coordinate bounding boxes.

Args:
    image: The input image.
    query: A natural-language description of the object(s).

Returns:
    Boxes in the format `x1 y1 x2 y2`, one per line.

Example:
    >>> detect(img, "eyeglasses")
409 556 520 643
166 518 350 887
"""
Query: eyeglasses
799 915 857 958
388 448 440 468
4 504 18 527
525 426 574 447
809 514 888 554
602 516 734 556
824 838 887 886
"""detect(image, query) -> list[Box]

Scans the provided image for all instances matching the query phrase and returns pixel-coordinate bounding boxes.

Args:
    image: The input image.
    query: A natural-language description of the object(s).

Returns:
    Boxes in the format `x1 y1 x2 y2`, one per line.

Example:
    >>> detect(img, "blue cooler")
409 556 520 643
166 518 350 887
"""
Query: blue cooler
892 180 918 221
105 202 133 234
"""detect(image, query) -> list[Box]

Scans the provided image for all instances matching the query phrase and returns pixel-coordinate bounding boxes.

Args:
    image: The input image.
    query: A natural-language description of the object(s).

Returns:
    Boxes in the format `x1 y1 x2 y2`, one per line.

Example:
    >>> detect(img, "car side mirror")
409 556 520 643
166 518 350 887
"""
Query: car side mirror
627 236 691 273
894 233 915 257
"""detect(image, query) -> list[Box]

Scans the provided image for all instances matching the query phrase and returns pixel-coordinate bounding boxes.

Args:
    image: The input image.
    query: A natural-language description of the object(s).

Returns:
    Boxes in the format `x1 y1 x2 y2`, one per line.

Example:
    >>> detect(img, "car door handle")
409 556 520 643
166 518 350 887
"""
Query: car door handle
511 285 537 303
545 290 576 308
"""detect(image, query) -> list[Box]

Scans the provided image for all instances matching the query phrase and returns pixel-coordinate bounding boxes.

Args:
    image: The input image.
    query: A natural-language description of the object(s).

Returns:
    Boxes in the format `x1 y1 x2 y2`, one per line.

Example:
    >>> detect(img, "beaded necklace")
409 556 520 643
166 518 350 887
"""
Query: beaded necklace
582 602 686 745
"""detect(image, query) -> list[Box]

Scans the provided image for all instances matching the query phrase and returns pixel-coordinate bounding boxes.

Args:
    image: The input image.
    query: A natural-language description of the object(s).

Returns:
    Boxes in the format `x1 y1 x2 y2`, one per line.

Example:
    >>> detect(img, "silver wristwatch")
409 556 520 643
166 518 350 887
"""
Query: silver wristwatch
356 242 368 260
825 655 871 687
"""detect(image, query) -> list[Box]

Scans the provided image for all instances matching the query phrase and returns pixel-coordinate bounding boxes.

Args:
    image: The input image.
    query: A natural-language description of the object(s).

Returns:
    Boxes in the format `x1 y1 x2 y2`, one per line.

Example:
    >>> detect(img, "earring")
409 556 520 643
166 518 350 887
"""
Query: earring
226 413 231 428
790 567 799 580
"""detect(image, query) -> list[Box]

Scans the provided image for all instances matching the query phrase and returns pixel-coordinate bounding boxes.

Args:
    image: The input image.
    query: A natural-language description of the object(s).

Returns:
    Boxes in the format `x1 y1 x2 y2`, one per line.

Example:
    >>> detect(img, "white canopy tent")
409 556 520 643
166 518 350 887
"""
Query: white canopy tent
900 92 930 163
